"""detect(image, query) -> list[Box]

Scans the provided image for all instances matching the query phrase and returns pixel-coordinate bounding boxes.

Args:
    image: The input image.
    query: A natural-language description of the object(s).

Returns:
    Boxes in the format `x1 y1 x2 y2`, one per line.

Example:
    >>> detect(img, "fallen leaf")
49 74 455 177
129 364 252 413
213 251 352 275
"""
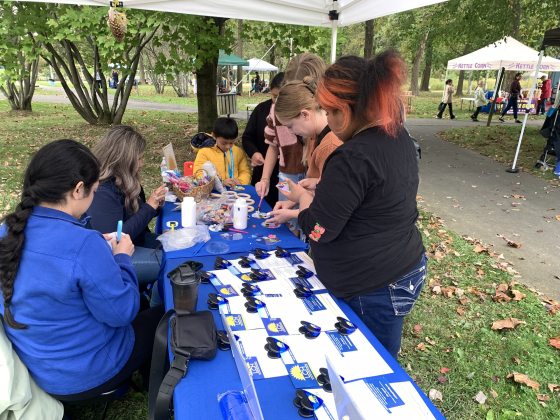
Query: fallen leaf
474 244 488 253
537 394 550 402
548 383 560 393
440 367 450 374
416 342 427 351
456 306 466 316
556 215 560 221
425 337 436 345
491 318 525 330
490 389 498 399
511 357 521 365
493 291 512 303
413 324 422 336
511 194 525 199
432 285 442 295
428 388 443 402
458 296 470 305
437 376 448 384
507 372 540 391
474 391 487 404
496 283 509 293
511 290 526 301
549 336 560 350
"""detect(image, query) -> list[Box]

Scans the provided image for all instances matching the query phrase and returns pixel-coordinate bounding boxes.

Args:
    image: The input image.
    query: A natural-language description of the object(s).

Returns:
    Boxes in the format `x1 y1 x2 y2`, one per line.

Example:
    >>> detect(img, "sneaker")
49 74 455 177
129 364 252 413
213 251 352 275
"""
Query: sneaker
554 162 560 177
471 116 478 122
436 116 442 119
499 117 505 122
450 115 456 120
515 119 522 123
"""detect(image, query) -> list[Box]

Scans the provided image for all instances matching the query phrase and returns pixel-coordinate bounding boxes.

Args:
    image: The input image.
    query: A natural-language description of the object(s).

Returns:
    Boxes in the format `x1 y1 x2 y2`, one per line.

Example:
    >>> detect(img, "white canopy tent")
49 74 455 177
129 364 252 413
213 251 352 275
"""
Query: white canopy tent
242 58 278 72
447 36 560 72
16 0 446 63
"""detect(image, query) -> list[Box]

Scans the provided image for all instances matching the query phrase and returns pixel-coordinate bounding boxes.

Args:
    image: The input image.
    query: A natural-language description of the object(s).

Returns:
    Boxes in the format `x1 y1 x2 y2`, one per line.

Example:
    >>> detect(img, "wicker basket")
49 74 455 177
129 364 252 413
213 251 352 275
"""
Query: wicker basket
171 170 214 202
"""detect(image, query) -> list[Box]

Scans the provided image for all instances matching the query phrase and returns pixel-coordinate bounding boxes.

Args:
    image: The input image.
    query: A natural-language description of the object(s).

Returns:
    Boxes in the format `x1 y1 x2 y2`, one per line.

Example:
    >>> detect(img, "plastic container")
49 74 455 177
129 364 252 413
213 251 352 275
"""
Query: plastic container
168 263 199 314
181 196 197 228
233 198 248 230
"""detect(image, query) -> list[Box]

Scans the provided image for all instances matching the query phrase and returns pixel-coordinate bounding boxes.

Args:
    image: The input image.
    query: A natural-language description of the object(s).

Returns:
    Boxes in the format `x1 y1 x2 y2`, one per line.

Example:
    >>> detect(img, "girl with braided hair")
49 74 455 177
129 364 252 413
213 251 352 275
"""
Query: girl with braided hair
0 140 162 399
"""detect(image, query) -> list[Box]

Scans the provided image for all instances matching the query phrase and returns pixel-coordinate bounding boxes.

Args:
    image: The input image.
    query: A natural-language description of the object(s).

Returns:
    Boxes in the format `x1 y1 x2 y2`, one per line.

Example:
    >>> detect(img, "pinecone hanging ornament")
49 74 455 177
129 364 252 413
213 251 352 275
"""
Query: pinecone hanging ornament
107 7 127 42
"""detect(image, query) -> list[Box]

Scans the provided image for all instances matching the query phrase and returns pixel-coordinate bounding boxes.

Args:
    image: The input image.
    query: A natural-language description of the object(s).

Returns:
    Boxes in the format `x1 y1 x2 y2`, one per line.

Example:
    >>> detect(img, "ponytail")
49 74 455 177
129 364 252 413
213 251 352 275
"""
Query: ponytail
0 139 99 329
275 76 320 122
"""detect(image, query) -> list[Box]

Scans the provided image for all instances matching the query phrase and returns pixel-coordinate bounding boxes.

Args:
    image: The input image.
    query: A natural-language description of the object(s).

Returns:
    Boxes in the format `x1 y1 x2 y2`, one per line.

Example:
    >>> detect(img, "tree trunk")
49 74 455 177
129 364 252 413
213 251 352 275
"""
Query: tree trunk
41 27 157 125
196 17 226 132
172 72 189 97
363 19 375 59
420 38 432 92
236 19 243 95
409 30 429 96
139 53 146 85
0 57 39 111
454 45 469 96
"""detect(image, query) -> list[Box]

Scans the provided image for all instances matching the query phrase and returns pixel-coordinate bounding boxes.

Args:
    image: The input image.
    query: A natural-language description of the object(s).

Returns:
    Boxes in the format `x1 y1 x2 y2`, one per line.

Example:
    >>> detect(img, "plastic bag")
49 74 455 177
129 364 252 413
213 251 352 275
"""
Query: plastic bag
218 391 253 420
157 225 210 252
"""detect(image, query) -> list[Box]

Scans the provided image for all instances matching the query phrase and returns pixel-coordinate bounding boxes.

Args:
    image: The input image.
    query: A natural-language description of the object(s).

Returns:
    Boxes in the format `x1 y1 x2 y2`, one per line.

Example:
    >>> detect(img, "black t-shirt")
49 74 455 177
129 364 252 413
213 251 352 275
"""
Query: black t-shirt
298 126 424 299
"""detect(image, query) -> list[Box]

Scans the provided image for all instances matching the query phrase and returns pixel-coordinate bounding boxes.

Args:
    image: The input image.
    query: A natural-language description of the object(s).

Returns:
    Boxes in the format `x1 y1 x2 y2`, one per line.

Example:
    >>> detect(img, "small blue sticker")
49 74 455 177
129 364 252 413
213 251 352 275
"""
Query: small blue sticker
363 376 405 412
262 317 289 336
224 314 246 331
325 331 358 354
290 277 313 289
245 356 264 380
285 362 319 389
302 295 326 312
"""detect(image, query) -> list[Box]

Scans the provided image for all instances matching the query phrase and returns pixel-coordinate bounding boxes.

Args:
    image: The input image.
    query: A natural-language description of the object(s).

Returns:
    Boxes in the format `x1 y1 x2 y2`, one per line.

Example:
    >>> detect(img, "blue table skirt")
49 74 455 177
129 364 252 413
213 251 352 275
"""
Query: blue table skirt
157 186 306 260
162 255 444 420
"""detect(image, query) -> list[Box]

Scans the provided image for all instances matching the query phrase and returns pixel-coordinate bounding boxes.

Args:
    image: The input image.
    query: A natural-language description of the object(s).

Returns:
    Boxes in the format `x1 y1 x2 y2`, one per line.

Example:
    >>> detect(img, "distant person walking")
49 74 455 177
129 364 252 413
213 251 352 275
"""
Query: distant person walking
536 75 551 116
499 72 523 123
437 79 456 120
471 80 488 122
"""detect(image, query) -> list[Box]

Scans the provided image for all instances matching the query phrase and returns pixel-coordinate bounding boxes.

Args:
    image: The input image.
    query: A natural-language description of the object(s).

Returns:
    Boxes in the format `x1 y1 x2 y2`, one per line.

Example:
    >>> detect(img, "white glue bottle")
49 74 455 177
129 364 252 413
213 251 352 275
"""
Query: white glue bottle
233 198 248 230
181 196 197 228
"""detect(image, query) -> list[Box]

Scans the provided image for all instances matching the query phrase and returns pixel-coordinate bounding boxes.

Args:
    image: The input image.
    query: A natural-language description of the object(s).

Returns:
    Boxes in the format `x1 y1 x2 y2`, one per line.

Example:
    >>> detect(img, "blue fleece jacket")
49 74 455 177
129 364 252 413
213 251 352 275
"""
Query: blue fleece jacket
0 206 139 395
87 178 157 245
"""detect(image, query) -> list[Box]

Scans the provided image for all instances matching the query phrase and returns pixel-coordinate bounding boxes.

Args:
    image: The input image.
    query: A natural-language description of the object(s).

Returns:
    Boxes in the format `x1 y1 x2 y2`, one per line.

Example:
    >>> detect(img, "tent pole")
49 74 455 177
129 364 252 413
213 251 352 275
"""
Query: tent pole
507 50 544 173
330 19 338 64
486 67 505 127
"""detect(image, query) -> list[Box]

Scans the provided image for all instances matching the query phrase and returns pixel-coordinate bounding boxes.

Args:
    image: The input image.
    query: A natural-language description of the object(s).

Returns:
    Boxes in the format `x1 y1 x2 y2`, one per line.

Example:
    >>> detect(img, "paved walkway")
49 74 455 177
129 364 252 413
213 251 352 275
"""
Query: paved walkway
407 118 560 300
10 93 559 300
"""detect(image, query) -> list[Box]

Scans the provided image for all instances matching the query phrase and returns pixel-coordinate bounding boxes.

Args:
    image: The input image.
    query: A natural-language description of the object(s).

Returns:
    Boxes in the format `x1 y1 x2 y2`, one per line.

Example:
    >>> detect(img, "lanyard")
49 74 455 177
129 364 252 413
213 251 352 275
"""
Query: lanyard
226 148 234 179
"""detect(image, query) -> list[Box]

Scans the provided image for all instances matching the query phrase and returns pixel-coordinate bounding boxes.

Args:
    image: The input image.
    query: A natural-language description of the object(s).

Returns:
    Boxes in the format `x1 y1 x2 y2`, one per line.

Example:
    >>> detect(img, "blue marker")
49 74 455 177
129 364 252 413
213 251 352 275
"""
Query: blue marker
116 220 123 242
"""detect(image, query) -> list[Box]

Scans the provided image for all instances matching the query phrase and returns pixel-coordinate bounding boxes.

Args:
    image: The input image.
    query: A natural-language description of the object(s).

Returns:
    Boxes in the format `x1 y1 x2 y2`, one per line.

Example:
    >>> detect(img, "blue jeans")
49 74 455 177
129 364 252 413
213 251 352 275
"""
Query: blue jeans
501 96 519 119
347 255 427 359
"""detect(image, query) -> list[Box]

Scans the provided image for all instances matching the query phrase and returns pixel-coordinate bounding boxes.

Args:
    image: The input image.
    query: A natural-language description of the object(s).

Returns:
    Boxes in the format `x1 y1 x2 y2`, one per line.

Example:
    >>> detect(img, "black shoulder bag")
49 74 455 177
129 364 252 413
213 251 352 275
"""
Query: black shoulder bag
148 309 218 420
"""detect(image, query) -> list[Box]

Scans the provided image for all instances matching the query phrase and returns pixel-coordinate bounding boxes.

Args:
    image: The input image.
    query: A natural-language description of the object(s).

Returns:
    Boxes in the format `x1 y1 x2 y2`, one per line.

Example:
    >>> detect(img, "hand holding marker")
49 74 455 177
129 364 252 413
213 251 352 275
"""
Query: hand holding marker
116 220 123 242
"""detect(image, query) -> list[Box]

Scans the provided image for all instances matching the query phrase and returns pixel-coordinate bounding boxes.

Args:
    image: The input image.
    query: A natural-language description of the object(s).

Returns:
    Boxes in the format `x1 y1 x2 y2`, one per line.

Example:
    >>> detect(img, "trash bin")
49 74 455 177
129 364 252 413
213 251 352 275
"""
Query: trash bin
217 93 237 117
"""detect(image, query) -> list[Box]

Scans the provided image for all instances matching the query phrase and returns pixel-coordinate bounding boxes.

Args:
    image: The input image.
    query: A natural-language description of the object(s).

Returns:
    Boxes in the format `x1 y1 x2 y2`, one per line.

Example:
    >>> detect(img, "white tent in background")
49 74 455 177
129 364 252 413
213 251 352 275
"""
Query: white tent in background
16 0 447 63
242 59 278 73
447 36 560 71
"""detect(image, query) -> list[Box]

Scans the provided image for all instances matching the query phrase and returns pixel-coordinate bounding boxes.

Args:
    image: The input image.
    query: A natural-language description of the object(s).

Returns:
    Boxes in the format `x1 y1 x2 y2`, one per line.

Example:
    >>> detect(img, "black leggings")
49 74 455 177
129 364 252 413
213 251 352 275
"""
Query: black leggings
52 305 164 402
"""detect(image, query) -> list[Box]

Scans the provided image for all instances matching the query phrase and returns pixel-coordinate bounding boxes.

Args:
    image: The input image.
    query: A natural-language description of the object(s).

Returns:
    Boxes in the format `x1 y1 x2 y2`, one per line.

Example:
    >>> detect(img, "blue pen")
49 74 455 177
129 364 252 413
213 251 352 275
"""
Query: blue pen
116 220 123 242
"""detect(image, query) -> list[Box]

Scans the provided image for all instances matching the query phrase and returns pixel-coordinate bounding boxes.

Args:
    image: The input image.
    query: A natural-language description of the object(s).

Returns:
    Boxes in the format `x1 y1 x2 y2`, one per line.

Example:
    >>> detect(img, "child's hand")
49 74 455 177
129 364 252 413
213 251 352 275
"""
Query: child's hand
251 152 265 167
269 208 298 225
112 233 135 256
299 178 319 191
281 179 307 202
223 178 240 188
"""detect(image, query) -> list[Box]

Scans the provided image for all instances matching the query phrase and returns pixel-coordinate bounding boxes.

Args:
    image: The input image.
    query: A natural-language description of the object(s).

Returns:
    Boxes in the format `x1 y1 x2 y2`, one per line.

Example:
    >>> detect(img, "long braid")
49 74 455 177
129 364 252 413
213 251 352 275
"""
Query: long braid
0 192 35 329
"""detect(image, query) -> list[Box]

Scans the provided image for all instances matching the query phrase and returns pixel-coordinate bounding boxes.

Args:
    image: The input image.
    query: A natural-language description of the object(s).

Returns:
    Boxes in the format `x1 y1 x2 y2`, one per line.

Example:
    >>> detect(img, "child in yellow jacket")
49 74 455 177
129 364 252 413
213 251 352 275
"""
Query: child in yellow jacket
193 117 251 188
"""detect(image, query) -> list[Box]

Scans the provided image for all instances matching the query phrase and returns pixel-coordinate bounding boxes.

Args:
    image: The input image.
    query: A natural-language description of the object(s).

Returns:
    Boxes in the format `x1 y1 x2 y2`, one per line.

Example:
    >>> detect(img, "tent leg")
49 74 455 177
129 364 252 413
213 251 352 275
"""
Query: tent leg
330 20 338 64
487 67 505 127
508 50 544 173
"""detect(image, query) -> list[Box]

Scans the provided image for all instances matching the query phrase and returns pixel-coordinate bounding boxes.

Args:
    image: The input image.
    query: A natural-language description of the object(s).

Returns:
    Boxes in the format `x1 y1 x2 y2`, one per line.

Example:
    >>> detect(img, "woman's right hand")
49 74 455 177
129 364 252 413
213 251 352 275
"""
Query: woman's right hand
273 200 296 211
112 233 135 256
255 178 270 198
147 185 167 209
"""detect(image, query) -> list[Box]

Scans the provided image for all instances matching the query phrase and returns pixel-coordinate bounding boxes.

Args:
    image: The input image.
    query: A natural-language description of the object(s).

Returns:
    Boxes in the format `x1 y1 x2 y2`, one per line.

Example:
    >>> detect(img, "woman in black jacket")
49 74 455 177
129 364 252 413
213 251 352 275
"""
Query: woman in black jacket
283 51 426 359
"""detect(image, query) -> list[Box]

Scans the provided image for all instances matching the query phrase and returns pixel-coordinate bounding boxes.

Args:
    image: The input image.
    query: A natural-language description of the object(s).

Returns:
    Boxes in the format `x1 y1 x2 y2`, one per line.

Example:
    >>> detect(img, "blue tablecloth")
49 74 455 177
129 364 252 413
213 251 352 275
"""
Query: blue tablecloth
156 186 306 260
162 255 444 420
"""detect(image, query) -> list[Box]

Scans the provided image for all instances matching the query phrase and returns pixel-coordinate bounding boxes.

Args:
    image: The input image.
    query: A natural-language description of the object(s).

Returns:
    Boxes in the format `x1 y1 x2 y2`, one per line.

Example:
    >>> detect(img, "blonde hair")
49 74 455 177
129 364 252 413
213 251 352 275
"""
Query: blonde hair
93 125 146 213
284 53 326 83
275 77 319 121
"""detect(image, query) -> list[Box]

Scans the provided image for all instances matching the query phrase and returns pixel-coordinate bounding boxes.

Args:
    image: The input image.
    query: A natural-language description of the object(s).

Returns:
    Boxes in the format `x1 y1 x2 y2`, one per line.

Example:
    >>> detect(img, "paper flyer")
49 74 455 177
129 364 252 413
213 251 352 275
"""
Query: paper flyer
234 329 288 379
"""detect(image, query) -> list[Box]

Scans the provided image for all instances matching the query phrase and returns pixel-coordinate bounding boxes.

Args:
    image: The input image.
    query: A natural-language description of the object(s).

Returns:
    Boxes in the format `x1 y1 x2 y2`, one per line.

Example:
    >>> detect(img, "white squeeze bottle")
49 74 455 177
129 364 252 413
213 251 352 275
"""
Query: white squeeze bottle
181 197 197 228
233 198 248 230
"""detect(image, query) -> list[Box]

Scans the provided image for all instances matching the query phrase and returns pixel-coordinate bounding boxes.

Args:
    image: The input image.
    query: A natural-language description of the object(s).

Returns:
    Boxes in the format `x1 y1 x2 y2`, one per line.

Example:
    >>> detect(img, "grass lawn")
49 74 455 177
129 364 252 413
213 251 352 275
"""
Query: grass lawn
438 124 558 183
0 102 559 419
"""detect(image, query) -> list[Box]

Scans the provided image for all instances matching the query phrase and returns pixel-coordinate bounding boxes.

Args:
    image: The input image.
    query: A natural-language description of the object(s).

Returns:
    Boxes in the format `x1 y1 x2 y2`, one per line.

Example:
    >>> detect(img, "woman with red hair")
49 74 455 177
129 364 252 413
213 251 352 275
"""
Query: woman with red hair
284 51 426 359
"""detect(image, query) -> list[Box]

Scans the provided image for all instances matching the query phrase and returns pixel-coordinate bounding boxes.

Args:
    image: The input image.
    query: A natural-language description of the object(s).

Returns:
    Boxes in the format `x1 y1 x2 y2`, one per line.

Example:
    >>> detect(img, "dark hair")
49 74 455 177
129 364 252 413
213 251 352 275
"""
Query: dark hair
270 72 285 90
316 50 406 137
515 72 522 78
0 139 99 329
445 79 453 85
213 117 238 140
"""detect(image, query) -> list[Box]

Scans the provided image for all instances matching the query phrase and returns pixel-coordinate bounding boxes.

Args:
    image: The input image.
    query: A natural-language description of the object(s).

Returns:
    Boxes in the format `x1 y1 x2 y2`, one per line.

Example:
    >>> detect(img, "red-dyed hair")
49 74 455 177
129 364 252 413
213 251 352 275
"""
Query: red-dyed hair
316 50 407 137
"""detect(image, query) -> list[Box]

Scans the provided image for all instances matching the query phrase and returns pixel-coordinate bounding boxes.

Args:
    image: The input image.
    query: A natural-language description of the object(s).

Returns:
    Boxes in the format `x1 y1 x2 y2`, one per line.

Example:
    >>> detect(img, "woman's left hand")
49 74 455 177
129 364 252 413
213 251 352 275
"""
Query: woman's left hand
282 178 309 203
268 208 298 224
